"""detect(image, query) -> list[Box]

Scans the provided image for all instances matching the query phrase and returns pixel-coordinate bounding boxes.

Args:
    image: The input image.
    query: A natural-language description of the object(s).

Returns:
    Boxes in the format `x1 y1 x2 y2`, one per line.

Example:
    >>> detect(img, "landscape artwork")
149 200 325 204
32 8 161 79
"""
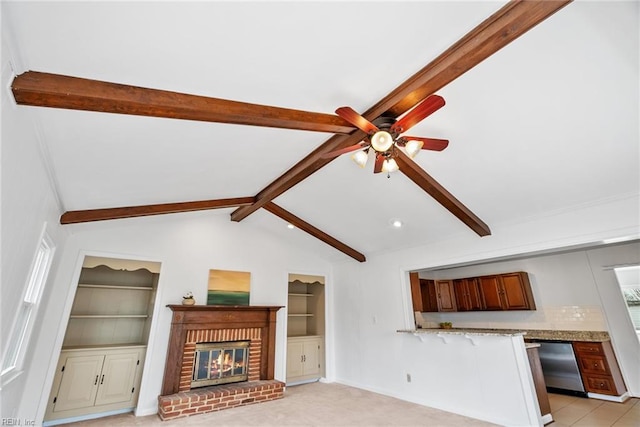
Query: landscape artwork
207 269 251 306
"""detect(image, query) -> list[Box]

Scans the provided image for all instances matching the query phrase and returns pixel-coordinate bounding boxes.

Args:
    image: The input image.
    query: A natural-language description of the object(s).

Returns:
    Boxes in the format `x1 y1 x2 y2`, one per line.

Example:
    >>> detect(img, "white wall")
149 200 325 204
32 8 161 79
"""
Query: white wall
331 194 639 425
0 20 68 420
22 210 332 423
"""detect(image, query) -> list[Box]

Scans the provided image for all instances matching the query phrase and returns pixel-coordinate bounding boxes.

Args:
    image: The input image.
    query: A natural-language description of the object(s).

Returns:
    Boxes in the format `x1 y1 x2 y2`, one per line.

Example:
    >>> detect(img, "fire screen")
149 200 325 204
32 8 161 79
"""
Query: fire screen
192 340 250 388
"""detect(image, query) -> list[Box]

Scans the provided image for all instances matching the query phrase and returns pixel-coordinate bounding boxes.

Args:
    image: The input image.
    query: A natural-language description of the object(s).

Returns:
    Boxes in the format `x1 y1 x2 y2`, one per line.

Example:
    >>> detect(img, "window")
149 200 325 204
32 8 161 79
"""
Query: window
1 226 55 380
614 265 640 332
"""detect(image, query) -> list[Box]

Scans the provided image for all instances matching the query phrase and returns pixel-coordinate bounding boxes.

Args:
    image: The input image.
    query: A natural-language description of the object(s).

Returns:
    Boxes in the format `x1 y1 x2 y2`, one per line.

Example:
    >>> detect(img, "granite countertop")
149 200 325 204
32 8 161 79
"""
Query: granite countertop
399 328 610 342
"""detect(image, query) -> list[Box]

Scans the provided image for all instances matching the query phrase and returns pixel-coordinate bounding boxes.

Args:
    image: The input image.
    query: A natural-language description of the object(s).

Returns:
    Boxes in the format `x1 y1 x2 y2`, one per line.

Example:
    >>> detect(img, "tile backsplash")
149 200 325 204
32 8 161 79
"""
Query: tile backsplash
418 305 607 331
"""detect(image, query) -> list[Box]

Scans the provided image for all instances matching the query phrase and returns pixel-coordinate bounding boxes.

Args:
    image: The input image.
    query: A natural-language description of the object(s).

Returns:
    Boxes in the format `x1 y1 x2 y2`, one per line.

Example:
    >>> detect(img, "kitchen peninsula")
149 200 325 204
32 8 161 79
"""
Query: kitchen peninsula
397 328 547 426
399 326 629 425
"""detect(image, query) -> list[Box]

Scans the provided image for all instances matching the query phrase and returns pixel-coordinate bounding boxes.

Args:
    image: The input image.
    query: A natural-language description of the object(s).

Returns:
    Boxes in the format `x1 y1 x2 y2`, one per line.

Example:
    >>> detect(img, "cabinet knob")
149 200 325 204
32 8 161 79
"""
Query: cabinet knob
94 375 99 385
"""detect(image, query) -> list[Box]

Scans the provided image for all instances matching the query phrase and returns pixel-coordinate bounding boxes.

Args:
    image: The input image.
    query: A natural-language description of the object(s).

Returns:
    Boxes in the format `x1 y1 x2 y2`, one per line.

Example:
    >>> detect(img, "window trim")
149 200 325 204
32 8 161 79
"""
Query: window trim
1 225 55 383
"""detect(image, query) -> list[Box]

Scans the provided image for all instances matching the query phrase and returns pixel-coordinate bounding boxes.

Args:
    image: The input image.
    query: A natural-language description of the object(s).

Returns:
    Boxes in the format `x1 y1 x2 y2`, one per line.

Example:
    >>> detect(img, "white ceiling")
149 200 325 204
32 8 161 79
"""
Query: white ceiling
3 1 639 262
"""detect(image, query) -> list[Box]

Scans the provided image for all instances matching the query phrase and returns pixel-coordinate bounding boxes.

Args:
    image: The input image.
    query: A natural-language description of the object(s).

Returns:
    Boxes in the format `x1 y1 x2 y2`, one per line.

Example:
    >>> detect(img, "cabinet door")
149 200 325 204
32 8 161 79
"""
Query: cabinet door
453 279 470 311
302 340 321 377
435 280 457 311
466 278 484 310
479 276 503 310
500 272 535 310
53 355 104 412
94 351 140 406
420 279 438 312
286 340 305 379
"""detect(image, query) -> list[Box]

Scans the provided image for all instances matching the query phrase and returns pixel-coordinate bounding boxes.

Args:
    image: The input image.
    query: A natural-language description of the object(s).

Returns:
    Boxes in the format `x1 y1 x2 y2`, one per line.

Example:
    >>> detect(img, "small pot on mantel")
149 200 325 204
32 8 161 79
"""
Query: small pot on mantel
182 297 195 306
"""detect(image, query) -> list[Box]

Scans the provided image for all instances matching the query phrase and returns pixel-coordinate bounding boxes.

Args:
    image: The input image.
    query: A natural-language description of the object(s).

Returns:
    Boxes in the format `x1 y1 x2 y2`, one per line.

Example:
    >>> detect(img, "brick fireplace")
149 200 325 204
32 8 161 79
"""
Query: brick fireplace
158 305 284 420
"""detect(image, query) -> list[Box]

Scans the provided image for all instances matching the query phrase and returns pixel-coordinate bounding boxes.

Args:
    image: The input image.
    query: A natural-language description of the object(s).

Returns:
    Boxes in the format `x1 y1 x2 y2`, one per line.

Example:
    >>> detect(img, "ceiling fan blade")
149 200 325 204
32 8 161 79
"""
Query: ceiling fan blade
11 71 355 134
373 153 384 174
335 107 379 134
321 142 369 159
400 137 449 151
390 95 445 134
394 150 490 237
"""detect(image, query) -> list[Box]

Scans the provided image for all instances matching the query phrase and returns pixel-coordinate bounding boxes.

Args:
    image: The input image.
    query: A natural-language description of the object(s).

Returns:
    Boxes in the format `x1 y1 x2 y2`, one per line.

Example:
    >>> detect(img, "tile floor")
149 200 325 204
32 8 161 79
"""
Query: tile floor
549 393 640 426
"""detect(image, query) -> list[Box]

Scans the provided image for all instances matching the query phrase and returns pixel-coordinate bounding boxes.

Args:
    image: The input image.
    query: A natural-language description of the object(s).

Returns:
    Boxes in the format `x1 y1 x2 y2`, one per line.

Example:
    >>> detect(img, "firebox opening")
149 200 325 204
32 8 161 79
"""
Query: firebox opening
192 340 250 388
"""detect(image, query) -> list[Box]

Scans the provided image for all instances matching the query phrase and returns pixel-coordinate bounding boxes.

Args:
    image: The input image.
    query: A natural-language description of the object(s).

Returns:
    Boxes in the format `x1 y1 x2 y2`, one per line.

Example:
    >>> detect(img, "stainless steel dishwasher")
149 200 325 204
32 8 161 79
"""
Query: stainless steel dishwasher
536 341 586 396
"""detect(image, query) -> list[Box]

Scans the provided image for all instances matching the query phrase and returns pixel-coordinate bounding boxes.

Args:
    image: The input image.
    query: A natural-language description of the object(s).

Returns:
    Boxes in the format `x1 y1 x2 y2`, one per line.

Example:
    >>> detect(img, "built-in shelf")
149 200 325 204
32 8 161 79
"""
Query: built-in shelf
78 283 153 291
69 314 149 319
47 258 160 424
62 343 148 351
288 293 313 297
288 313 314 317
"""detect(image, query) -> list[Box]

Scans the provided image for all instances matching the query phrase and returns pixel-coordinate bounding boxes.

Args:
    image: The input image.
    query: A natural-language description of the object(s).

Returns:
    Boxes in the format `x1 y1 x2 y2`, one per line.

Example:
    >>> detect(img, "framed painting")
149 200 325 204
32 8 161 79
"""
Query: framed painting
207 269 251 306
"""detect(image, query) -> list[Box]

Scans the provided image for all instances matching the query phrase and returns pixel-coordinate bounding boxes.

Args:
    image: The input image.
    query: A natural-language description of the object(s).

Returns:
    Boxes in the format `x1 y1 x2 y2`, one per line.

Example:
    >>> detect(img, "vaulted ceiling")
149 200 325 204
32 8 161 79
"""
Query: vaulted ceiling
3 1 638 262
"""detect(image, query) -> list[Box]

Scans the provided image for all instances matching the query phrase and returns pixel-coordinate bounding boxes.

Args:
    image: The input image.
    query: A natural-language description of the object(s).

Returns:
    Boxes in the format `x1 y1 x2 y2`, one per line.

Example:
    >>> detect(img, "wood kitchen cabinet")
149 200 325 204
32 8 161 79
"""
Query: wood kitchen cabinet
479 272 536 311
410 271 535 313
573 341 627 396
435 280 457 312
409 273 438 313
453 278 483 311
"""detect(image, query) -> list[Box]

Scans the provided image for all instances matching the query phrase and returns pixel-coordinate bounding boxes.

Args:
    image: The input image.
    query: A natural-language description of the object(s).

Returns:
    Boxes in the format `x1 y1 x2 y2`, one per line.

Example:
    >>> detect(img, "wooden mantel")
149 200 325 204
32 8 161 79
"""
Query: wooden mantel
161 305 283 396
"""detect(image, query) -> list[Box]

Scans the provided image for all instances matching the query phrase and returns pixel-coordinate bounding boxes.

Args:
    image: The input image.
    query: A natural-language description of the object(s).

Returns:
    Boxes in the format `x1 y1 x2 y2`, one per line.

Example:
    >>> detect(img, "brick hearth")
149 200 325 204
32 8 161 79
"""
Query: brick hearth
158 379 284 420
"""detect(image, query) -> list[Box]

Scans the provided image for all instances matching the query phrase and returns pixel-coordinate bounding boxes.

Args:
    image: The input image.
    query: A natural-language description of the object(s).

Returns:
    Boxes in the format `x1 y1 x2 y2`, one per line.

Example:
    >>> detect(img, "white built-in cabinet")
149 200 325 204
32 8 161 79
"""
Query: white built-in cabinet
286 275 324 385
286 336 322 381
44 256 159 424
45 346 145 418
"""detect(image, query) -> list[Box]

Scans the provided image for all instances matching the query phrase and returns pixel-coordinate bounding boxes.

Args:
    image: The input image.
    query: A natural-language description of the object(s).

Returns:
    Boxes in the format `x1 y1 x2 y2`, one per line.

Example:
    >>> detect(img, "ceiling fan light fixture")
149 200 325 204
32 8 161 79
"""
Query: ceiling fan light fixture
381 157 399 173
404 140 424 158
370 130 393 152
351 149 369 168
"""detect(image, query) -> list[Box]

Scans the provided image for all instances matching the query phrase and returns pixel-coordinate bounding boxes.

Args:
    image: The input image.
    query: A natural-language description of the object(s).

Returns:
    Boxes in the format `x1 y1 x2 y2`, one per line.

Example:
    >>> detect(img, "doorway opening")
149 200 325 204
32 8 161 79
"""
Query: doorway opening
614 265 640 338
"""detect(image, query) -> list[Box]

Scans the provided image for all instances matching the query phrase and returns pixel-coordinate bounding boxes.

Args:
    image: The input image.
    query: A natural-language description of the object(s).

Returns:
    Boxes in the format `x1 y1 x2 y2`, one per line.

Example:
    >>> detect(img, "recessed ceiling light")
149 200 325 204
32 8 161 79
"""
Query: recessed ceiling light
287 224 295 229
390 219 403 228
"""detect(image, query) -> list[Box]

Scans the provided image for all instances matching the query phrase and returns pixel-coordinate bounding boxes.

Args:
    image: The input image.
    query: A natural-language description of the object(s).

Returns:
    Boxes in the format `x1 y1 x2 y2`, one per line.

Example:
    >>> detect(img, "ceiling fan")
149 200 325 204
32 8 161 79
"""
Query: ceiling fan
323 95 449 175
9 1 572 263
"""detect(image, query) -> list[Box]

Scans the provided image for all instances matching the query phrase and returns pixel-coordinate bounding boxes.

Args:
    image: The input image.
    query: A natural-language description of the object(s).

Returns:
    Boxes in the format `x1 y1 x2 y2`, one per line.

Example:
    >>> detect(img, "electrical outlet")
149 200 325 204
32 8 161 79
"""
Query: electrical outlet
406 373 412 383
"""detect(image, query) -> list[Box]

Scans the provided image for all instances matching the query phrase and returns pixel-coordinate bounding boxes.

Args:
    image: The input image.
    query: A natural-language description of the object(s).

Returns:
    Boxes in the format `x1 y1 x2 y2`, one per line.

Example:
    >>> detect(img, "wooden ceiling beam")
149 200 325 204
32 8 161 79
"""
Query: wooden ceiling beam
262 202 366 263
231 0 572 224
60 197 255 224
11 71 355 134
394 150 491 237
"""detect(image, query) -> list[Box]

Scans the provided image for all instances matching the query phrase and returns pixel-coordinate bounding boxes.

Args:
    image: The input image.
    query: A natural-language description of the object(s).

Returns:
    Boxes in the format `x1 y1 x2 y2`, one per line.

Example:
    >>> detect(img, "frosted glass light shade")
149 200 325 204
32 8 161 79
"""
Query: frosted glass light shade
351 150 369 168
370 131 393 152
405 140 424 158
382 158 399 173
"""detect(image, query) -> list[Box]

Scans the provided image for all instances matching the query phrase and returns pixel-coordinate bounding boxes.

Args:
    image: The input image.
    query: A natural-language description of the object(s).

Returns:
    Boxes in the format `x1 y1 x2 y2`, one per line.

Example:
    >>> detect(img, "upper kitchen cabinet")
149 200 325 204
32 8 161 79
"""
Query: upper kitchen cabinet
409 274 438 312
411 271 536 313
479 272 536 311
453 278 484 311
435 280 457 312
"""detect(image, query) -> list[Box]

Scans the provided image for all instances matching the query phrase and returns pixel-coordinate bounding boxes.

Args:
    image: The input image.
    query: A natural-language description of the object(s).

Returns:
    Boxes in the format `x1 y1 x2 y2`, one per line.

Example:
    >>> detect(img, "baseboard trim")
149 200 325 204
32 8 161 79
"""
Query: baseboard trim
587 391 630 402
